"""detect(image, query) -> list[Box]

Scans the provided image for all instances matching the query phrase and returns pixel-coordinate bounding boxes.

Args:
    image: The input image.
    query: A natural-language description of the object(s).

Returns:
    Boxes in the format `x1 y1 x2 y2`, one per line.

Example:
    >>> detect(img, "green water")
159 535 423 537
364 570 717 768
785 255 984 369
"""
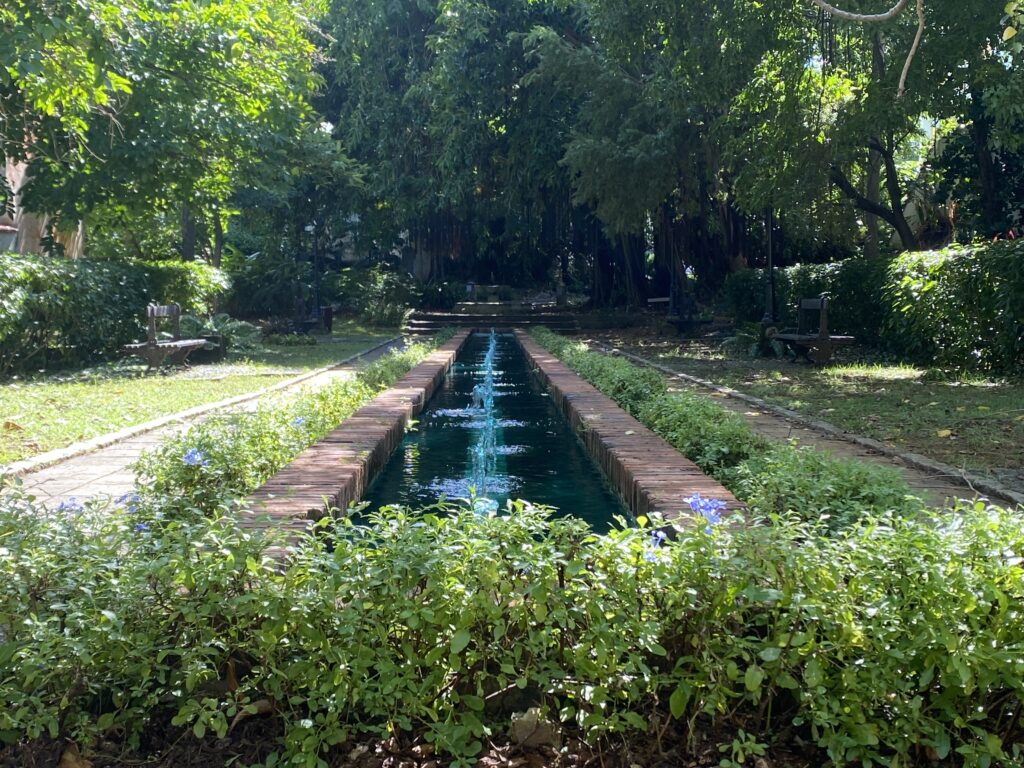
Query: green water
361 332 629 531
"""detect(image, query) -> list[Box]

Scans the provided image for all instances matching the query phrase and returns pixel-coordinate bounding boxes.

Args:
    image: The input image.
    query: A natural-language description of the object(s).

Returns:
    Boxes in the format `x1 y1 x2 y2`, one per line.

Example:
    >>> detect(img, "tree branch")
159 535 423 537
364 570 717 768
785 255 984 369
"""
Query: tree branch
808 0 925 100
897 0 925 98
829 164 899 227
808 0 909 23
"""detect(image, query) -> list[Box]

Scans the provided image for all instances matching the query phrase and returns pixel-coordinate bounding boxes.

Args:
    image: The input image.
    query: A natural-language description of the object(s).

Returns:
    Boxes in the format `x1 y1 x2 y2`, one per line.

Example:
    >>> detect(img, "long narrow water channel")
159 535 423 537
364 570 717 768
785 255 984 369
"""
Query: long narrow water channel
362 331 629 531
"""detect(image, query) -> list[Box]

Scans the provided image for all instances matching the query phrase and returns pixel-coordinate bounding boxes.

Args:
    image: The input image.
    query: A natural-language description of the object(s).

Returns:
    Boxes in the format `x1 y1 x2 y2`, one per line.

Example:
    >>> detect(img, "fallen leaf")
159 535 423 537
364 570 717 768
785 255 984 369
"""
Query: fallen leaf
977 405 990 411
1015 415 1024 422
59 743 92 768
624 430 635 435
2 420 23 432
956 406 966 412
936 429 953 438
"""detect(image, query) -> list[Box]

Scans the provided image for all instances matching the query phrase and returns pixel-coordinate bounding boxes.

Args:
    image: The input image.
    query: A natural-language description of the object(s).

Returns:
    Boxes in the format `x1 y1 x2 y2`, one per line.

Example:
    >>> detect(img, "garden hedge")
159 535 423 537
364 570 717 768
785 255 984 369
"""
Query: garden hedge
530 327 925 531
719 240 1024 372
0 253 227 374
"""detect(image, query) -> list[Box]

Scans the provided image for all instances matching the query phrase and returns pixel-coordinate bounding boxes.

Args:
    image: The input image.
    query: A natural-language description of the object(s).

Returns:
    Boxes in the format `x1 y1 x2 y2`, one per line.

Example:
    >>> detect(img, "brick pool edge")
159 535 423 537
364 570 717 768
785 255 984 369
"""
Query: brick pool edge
244 327 741 558
514 330 742 526
243 330 472 555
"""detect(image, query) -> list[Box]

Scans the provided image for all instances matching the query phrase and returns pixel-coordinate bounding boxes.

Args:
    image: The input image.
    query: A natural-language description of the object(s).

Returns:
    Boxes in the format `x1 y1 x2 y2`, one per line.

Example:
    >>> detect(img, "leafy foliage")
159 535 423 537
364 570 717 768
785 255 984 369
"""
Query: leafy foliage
887 241 1024 373
1 486 1021 766
531 327 923 528
134 337 452 512
0 253 226 374
179 314 260 352
720 258 892 337
719 240 1024 373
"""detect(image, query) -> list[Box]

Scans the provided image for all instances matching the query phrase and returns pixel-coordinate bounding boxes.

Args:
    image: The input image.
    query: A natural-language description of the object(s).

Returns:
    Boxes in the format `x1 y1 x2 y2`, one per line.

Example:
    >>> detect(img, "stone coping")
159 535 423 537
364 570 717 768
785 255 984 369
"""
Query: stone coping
514 330 742 526
242 330 472 553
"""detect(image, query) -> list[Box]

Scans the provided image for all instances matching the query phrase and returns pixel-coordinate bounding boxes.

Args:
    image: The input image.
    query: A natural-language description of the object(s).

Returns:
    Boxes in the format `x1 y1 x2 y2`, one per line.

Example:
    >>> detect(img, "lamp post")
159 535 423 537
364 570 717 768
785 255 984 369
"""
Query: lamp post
305 221 321 324
761 207 776 326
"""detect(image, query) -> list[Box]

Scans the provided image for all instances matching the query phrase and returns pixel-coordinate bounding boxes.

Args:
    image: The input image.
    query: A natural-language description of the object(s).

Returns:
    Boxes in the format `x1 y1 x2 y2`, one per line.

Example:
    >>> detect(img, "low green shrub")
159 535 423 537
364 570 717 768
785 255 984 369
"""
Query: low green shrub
263 332 317 346
133 336 451 512
532 328 665 416
1 487 1021 768
725 443 925 532
0 253 227 374
531 328 922 530
639 391 768 474
180 313 261 352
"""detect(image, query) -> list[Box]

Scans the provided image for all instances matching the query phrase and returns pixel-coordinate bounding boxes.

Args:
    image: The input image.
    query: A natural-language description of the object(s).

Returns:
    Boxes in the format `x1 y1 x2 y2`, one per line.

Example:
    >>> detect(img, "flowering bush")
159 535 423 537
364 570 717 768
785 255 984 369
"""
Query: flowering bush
1 484 1021 768
133 333 454 513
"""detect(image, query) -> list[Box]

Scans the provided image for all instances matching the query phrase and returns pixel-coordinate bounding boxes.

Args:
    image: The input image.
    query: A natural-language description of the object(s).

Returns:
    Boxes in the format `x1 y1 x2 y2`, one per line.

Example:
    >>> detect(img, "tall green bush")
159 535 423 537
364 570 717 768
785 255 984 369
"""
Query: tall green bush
719 258 890 339
887 242 1024 372
0 254 227 374
718 242 1024 372
0 256 226 376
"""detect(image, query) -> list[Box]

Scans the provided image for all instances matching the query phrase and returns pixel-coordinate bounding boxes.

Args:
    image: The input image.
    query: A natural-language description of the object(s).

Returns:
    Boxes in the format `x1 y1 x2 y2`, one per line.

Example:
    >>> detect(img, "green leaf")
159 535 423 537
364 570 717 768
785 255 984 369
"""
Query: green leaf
1003 25 1018 41
758 647 781 662
451 629 471 654
669 685 690 718
744 664 765 692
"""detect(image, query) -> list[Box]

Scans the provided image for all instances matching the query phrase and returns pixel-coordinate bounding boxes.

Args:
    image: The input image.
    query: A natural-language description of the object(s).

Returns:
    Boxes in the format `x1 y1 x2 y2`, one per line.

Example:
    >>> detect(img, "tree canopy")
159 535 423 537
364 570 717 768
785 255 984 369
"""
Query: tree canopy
2 0 1020 304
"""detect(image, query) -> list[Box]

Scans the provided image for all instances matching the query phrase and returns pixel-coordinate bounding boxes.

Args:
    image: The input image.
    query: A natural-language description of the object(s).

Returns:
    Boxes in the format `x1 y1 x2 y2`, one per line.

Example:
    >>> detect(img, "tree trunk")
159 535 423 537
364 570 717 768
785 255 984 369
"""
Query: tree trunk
967 84 1003 235
864 35 885 258
212 208 224 268
180 203 196 261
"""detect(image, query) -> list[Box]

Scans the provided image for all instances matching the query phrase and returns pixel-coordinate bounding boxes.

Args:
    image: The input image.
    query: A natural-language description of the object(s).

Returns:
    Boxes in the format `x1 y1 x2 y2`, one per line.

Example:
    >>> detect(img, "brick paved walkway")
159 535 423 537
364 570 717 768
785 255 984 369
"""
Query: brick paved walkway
17 339 402 507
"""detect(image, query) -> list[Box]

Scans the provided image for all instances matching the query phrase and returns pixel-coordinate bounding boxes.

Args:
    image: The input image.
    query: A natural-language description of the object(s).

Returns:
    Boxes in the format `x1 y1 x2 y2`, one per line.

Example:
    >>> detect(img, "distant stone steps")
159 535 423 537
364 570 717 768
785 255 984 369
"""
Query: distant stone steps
405 309 579 335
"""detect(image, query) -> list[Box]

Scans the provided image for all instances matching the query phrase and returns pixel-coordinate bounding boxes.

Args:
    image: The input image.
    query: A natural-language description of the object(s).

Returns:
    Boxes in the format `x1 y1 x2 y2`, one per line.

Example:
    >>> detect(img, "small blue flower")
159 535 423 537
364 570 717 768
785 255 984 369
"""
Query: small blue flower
56 497 84 513
290 416 306 427
116 492 141 513
684 493 727 533
182 448 209 467
134 522 150 532
644 529 667 562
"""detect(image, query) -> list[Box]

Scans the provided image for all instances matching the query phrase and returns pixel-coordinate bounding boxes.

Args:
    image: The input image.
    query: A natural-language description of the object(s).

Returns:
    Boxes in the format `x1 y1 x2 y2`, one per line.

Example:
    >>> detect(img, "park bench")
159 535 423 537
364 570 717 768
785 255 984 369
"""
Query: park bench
124 303 207 371
648 293 711 335
771 293 854 365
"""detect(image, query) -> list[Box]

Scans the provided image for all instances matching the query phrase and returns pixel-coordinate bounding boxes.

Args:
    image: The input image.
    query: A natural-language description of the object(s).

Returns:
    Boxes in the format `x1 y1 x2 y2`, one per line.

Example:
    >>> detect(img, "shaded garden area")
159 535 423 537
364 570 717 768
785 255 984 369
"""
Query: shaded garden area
2 0 1024 766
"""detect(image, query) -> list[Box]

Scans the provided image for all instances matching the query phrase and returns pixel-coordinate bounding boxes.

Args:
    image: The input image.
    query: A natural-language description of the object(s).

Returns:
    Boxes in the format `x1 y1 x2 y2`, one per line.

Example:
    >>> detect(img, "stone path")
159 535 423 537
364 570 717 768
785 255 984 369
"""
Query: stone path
16 339 403 507
594 343 1016 509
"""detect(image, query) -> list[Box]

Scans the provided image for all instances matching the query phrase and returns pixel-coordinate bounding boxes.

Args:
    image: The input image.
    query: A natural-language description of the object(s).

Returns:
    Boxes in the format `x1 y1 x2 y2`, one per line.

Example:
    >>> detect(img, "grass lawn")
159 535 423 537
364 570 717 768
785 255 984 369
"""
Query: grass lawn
593 331 1024 491
0 320 396 465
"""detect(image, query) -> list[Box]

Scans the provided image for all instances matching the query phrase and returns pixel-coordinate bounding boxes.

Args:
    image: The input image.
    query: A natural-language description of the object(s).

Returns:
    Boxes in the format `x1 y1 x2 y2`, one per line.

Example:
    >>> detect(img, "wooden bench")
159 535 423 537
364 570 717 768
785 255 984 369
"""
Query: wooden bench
648 293 711 335
124 304 207 371
772 293 854 365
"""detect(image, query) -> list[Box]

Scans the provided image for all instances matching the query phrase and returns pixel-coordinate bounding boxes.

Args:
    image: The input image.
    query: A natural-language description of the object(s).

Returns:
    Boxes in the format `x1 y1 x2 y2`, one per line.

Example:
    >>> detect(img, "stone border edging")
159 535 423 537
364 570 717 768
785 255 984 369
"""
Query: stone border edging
594 341 1024 509
515 330 742 525
243 330 472 553
2 335 402 479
